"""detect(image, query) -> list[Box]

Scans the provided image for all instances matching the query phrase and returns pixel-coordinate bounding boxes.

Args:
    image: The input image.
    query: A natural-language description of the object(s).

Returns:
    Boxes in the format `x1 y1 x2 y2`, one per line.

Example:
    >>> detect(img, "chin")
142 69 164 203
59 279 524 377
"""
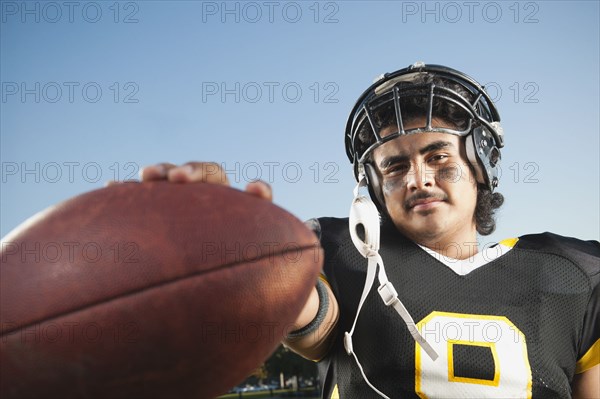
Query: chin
394 221 446 242
416 227 446 241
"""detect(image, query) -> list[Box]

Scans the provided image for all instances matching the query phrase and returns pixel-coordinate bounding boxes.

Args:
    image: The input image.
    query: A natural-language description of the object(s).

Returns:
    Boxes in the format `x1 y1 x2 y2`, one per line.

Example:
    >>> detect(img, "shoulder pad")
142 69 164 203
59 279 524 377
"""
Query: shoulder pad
517 232 600 278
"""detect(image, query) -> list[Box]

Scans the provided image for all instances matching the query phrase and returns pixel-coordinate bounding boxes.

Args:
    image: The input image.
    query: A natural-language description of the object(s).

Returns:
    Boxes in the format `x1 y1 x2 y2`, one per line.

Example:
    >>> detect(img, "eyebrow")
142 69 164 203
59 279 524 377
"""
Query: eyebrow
378 140 455 170
420 140 454 154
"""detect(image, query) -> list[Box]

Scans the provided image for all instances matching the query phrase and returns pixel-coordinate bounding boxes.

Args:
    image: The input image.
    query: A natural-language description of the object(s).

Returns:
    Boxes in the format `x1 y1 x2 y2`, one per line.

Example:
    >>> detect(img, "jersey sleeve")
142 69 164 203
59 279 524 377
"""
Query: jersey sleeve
305 218 327 281
284 218 330 337
304 218 322 241
519 233 600 374
576 276 600 373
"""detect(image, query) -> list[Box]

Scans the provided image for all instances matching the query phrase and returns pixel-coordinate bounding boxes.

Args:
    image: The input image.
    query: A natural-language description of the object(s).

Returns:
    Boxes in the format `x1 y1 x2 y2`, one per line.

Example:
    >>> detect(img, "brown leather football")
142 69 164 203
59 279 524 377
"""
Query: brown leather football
0 182 322 398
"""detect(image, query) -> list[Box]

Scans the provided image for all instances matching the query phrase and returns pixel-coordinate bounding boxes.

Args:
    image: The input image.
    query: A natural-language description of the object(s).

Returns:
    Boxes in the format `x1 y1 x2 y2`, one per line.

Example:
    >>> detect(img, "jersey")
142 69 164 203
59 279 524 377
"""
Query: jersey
313 217 600 399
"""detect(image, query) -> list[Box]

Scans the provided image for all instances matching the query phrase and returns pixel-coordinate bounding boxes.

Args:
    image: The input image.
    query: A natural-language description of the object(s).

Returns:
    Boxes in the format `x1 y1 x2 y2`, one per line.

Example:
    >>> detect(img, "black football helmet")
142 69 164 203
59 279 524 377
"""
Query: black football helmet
345 62 504 208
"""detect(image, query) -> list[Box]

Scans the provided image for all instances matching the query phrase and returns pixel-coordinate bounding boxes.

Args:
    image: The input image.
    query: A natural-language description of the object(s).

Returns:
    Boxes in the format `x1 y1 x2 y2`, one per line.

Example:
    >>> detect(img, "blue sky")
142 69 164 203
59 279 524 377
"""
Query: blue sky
2 0 599 245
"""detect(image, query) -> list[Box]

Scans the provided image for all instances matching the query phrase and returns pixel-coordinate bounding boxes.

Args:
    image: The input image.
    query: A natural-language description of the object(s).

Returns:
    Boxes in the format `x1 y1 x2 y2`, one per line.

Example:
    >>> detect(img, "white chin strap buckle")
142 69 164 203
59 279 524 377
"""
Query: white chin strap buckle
344 176 438 399
378 281 398 306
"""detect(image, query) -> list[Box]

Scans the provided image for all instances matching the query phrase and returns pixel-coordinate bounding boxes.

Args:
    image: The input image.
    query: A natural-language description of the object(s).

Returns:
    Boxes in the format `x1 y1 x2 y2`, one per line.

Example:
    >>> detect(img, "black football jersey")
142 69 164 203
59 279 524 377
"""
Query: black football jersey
314 217 600 399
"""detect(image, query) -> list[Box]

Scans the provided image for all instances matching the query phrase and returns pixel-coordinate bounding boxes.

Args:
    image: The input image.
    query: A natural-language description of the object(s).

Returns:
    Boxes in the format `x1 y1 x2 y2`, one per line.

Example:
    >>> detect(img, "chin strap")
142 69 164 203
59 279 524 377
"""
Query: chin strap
345 175 438 399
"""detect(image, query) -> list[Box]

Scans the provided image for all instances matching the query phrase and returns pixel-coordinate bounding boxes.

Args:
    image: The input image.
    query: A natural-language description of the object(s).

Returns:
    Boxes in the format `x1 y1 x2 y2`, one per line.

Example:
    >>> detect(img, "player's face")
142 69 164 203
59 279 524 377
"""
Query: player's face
371 121 478 245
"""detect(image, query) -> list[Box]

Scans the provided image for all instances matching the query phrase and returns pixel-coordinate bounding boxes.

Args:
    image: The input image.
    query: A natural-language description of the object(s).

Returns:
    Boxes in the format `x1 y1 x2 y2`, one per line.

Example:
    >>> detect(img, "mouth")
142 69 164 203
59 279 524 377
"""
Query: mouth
405 193 448 212
410 198 444 212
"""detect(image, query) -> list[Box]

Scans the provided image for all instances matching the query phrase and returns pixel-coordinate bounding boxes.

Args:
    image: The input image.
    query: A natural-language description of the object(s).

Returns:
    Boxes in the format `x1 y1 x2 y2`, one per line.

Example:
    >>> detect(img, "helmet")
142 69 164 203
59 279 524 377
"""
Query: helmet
344 62 504 208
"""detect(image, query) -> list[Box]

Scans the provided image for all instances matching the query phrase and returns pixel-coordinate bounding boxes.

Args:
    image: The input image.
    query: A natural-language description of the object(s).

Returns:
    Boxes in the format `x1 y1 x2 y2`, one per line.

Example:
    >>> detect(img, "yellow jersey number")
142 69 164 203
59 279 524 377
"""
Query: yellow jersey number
415 312 532 398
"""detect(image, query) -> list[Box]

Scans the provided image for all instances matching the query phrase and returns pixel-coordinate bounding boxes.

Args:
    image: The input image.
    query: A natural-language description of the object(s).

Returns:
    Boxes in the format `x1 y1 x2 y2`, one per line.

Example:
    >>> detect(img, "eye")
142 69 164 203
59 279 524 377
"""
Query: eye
385 163 410 176
428 154 449 163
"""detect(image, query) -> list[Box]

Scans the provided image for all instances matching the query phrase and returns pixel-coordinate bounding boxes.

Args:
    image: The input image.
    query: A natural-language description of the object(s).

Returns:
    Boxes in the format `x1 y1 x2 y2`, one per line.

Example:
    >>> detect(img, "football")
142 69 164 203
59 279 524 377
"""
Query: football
0 182 323 398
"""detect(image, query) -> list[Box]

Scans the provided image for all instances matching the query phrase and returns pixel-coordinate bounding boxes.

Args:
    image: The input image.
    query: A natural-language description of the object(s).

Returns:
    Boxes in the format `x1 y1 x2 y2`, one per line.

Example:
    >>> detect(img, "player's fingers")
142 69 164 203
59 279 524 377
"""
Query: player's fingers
140 163 177 182
168 162 230 185
244 180 273 202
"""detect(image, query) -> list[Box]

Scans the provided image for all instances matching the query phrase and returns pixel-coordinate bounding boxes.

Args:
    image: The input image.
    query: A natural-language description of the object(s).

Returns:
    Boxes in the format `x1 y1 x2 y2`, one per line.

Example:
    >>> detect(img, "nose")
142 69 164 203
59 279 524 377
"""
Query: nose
406 162 435 191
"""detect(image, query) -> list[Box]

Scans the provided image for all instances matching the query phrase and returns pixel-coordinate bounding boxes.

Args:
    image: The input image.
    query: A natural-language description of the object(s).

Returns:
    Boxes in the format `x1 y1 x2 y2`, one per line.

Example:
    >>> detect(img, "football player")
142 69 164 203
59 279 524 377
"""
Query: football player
141 63 599 398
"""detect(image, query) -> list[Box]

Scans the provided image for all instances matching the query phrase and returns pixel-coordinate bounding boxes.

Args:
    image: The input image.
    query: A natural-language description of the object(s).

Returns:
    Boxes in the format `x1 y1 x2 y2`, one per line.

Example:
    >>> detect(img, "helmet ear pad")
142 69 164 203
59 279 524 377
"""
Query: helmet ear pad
465 127 501 189
363 162 389 216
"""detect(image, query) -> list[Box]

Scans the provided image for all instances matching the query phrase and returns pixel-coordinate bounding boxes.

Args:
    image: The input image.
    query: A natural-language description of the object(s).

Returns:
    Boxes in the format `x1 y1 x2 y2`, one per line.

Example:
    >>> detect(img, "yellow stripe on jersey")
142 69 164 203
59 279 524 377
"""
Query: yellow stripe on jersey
330 384 339 399
499 238 519 248
576 338 600 374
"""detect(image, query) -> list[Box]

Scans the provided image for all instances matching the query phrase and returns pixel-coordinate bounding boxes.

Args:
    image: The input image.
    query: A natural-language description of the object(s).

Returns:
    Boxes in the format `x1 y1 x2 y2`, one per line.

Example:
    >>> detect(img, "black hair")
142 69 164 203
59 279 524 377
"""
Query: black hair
475 185 504 235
